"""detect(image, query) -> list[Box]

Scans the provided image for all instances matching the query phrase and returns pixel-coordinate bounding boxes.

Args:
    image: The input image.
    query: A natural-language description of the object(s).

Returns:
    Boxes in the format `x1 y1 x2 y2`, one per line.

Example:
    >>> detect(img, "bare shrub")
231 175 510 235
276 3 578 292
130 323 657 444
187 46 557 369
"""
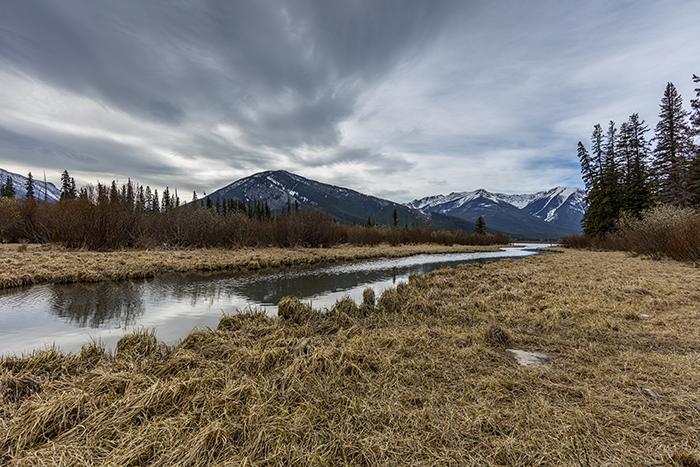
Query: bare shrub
562 205 700 262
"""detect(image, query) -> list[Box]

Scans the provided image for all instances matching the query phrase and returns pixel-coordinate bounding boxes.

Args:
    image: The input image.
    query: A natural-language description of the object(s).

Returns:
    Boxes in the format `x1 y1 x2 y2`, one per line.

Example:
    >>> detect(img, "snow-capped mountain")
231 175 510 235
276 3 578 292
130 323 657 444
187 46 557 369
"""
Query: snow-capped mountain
408 186 586 239
202 170 477 232
0 168 61 202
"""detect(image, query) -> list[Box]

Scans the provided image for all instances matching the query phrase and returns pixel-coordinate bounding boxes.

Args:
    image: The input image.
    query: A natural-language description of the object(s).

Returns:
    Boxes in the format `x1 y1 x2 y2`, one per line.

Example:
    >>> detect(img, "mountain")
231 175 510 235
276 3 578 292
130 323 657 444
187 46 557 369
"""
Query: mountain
0 168 61 202
408 187 586 239
202 170 477 232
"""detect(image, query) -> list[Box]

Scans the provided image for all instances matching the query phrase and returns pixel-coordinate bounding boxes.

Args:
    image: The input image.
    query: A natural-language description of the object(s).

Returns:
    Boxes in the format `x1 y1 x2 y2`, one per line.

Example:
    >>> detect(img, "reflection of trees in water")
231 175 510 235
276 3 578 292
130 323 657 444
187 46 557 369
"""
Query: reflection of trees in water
49 282 144 328
46 258 483 328
161 260 469 307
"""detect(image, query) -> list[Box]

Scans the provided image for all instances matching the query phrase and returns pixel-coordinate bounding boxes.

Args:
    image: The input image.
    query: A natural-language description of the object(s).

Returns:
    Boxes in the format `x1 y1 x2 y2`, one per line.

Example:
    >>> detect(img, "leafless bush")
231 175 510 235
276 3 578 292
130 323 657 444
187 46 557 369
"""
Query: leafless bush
562 205 700 262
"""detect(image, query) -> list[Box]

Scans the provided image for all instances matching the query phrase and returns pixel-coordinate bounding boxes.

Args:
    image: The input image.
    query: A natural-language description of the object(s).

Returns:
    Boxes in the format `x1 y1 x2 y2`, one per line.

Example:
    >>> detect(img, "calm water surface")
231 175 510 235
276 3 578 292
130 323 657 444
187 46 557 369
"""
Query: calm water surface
0 244 550 355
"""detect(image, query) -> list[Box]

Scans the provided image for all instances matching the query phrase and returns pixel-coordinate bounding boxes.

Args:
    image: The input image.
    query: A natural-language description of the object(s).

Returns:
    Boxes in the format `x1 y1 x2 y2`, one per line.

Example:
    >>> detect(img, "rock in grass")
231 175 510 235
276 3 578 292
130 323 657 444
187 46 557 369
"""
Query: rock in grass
277 297 314 324
507 349 552 367
639 387 659 400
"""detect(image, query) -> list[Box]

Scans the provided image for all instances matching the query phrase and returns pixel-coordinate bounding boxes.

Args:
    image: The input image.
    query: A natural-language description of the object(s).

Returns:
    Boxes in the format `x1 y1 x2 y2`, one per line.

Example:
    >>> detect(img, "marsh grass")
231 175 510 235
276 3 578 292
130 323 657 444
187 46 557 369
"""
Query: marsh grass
1 249 699 464
0 243 500 290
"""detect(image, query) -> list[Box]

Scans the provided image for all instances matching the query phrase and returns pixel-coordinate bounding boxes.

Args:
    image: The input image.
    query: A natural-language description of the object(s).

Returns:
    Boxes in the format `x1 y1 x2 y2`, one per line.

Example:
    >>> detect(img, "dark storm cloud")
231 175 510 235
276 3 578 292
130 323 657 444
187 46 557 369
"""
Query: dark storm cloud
0 0 698 199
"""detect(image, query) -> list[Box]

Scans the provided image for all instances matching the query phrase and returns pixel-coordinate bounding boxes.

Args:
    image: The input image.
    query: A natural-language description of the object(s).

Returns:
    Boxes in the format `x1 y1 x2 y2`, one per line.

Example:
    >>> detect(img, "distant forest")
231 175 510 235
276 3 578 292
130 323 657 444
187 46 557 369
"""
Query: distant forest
577 74 700 236
0 171 507 250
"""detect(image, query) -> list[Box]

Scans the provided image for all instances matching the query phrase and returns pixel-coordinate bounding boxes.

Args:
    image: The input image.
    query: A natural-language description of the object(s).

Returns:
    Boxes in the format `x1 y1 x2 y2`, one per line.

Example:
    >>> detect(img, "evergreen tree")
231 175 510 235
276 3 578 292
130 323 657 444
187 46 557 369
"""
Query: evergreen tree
136 186 146 212
622 113 653 216
690 74 700 206
25 172 35 199
591 124 605 186
577 142 594 191
474 216 486 235
109 181 119 205
60 170 74 200
652 82 694 206
144 186 153 210
1 176 14 198
70 178 77 198
162 187 170 211
152 190 160 213
392 207 398 227
192 191 198 202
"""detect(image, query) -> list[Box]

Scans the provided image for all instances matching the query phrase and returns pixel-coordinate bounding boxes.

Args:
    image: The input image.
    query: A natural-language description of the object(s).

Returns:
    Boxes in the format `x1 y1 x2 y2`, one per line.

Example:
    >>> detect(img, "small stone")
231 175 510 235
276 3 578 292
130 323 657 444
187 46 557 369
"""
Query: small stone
639 313 652 319
639 388 659 400
507 349 552 367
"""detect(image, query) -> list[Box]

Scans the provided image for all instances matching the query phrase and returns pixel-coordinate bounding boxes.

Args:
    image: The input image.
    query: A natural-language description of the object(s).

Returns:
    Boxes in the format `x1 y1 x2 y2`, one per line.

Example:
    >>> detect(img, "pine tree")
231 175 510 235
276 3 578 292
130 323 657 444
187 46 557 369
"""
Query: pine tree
162 187 170 211
25 172 35 199
474 216 486 235
152 190 160 213
689 74 700 206
623 113 652 216
577 142 594 191
109 181 119 205
60 170 73 200
652 82 694 206
192 191 198 202
4 176 15 198
591 124 605 187
392 207 398 227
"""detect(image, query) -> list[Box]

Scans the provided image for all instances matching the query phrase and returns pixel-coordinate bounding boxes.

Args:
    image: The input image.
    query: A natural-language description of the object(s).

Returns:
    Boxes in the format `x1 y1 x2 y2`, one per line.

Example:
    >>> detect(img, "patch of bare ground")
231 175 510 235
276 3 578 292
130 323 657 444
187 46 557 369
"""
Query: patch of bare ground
1 249 699 465
0 243 500 290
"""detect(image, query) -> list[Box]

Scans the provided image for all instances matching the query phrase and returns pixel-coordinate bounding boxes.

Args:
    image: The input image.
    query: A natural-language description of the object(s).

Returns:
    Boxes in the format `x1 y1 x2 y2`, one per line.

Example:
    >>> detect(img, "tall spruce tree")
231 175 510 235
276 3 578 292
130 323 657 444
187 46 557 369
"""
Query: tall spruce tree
581 123 624 236
474 216 486 235
25 172 35 199
60 170 74 200
689 74 700 206
652 82 694 206
622 113 652 216
577 142 594 191
3 176 16 198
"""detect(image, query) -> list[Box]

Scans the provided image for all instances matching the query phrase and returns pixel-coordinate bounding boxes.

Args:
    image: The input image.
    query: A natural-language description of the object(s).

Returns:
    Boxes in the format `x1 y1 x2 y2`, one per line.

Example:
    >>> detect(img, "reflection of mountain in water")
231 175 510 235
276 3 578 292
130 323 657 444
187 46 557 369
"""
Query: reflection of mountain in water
49 282 145 328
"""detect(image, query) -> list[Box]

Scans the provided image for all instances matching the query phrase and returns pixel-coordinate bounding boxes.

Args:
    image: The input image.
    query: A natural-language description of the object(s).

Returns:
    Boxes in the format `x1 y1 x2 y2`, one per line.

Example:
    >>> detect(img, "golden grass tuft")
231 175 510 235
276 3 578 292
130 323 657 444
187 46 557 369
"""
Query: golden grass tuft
483 324 513 348
277 296 315 324
1 249 699 464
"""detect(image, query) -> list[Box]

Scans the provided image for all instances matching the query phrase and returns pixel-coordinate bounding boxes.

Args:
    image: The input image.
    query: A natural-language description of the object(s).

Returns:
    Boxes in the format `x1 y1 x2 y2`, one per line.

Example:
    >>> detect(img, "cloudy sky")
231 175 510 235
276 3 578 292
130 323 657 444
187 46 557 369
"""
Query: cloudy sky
0 0 698 201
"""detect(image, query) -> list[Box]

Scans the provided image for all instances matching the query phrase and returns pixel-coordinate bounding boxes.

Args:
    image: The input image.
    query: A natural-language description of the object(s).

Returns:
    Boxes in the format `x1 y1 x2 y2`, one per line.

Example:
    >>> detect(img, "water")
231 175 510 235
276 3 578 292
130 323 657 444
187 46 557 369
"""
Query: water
0 244 550 356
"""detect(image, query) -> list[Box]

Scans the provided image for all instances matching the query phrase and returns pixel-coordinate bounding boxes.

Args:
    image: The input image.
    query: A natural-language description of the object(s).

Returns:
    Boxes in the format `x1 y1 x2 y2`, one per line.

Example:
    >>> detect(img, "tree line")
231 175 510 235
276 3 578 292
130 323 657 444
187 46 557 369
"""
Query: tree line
0 174 508 250
577 75 700 236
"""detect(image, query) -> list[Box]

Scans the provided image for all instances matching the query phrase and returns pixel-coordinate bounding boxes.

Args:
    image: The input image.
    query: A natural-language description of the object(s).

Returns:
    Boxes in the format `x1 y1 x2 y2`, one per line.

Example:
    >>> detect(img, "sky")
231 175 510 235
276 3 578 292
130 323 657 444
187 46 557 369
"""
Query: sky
0 0 698 202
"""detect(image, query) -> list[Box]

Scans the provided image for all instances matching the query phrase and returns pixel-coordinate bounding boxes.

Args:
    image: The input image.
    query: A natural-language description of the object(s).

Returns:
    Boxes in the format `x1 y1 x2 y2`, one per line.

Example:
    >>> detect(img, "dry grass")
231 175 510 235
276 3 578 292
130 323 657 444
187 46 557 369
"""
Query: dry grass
1 249 700 465
0 243 499 290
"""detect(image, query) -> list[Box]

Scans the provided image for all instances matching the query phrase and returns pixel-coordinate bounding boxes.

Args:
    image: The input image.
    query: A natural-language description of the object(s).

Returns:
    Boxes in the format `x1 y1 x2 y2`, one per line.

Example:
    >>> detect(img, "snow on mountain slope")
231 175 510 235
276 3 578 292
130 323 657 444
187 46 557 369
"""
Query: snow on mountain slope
407 186 587 238
0 168 61 202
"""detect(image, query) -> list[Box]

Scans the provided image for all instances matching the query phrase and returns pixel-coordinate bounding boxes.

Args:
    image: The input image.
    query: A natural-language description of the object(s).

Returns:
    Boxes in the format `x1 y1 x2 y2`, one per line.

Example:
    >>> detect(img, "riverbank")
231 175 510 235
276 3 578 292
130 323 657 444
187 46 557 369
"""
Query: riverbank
2 249 699 464
0 243 502 290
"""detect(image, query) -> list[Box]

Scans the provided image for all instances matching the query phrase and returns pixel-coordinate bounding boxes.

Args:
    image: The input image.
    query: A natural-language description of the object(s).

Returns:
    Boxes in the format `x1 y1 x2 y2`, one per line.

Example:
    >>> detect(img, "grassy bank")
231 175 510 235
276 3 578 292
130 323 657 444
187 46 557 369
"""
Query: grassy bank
0 243 501 290
2 249 699 464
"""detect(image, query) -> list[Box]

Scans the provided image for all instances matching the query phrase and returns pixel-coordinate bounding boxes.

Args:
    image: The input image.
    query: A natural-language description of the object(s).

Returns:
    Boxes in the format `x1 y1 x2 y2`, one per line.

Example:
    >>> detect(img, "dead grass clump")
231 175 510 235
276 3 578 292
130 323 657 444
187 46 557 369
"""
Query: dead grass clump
217 309 271 332
0 374 41 403
116 330 158 359
362 287 376 307
672 450 700 467
3 389 94 453
78 341 107 368
378 288 403 313
331 296 360 317
277 296 314 324
483 324 512 348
